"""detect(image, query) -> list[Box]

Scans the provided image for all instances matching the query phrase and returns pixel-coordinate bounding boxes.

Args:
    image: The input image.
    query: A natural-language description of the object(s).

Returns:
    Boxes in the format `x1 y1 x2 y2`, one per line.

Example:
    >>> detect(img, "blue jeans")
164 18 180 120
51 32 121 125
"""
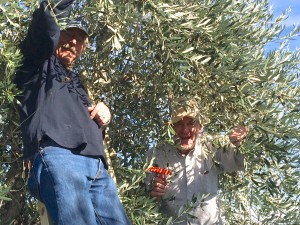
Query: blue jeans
27 146 131 225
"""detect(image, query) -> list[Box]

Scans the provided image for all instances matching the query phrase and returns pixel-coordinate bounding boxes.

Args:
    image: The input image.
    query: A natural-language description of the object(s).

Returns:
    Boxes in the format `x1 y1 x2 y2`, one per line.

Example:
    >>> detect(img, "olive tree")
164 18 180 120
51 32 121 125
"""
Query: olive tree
0 0 299 224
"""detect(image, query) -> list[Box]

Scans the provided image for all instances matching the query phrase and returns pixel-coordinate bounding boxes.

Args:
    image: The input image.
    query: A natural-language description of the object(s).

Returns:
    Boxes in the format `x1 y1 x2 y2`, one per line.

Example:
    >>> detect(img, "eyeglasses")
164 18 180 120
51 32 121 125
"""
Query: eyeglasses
173 120 196 129
61 29 87 44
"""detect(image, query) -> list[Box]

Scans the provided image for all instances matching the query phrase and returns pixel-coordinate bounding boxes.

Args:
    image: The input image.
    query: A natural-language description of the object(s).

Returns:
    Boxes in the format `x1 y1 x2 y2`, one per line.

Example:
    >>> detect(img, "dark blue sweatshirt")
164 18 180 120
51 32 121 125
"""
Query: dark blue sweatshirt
14 0 106 166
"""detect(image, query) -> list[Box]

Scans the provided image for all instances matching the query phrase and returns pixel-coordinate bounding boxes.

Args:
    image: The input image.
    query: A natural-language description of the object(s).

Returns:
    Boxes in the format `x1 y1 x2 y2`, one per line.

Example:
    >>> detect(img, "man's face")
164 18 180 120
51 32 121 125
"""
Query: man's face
55 28 88 68
173 116 201 154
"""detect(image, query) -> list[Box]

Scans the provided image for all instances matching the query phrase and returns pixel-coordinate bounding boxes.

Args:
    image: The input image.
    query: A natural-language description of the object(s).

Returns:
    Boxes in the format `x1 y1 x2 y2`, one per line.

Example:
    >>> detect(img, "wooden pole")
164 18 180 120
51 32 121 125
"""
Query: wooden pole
38 201 53 225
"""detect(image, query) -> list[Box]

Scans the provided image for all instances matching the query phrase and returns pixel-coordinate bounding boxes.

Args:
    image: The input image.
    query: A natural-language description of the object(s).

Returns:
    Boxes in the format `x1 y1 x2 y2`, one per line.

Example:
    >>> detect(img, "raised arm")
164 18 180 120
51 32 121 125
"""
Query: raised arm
215 126 248 172
21 0 75 64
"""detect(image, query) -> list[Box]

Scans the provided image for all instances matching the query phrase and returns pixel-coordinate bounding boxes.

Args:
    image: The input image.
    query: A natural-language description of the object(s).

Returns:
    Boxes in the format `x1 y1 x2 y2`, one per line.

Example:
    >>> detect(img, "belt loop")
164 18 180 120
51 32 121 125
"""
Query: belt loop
94 159 102 180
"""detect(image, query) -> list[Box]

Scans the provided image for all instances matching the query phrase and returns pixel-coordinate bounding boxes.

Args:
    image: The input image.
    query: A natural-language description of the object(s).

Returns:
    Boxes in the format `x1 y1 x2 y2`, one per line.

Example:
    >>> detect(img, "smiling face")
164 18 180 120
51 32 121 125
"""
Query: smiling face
55 28 88 68
173 116 201 154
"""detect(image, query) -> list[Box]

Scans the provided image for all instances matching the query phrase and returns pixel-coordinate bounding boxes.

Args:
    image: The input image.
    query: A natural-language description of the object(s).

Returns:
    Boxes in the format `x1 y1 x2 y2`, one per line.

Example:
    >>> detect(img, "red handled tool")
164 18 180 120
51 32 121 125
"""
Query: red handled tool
147 166 172 178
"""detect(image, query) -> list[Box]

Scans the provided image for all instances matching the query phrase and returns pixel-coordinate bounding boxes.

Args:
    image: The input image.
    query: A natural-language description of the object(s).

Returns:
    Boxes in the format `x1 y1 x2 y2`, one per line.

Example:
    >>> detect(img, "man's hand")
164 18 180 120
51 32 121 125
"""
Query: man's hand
88 102 111 127
150 176 168 201
229 126 249 147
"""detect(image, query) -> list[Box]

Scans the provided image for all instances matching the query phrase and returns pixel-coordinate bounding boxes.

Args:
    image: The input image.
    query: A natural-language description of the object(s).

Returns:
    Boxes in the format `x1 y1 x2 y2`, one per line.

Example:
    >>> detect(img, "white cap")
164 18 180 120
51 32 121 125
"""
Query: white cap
171 98 200 124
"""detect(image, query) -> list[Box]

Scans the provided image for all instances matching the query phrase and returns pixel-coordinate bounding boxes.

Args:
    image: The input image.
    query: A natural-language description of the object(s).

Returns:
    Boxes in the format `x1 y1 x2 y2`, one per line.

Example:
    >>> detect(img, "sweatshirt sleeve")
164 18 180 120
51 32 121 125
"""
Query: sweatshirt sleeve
21 0 74 64
214 145 245 172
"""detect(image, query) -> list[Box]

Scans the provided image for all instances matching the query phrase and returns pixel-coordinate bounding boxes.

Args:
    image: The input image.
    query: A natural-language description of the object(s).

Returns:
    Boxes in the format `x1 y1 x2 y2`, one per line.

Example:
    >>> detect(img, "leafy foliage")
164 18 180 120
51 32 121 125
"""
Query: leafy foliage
0 0 299 224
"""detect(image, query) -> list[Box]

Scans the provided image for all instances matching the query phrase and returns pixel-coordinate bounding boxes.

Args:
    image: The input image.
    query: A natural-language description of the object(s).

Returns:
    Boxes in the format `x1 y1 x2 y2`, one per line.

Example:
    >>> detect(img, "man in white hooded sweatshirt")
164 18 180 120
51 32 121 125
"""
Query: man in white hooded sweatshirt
145 98 248 225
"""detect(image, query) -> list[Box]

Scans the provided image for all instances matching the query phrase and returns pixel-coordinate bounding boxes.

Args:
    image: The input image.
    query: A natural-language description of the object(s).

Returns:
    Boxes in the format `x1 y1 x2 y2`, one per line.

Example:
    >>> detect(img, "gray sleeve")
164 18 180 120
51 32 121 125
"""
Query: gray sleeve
214 145 244 172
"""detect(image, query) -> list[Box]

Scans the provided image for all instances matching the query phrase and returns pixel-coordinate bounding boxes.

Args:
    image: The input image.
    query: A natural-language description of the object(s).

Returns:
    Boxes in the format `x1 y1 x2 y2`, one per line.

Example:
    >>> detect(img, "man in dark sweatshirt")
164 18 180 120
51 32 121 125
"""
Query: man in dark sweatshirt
14 0 131 224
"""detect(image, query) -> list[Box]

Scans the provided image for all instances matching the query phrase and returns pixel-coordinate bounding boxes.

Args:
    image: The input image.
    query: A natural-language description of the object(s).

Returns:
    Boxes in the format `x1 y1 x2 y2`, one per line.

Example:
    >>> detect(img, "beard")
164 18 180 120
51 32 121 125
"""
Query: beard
62 43 77 55
178 143 195 152
175 137 196 154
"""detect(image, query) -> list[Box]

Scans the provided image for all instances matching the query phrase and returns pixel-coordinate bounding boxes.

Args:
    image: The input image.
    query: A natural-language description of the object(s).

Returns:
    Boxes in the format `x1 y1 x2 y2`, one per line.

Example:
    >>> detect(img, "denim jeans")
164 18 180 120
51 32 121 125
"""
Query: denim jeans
27 146 131 225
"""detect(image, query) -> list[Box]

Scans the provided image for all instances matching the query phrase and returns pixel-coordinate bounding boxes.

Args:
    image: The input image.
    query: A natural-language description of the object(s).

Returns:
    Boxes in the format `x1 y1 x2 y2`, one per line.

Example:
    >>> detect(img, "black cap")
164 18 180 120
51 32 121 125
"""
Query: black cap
66 16 89 36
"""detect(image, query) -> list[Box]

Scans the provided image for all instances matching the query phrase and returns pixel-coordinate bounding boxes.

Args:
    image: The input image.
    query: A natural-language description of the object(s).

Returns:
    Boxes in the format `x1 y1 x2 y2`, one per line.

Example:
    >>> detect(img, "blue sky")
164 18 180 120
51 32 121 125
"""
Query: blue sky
268 0 300 51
